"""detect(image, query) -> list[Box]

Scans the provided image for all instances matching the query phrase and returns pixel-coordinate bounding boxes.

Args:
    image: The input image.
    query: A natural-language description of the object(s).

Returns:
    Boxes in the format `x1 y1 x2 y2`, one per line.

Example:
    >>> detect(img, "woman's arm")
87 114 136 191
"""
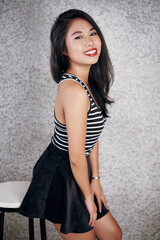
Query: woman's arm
89 140 100 177
59 80 97 226
89 141 109 212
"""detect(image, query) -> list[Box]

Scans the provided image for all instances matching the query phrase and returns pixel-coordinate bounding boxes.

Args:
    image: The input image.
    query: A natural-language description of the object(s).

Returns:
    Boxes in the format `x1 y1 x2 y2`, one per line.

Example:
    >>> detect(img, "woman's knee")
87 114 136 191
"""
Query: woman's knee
95 213 122 240
104 225 122 240
114 225 122 240
54 223 96 240
96 225 122 240
110 221 122 240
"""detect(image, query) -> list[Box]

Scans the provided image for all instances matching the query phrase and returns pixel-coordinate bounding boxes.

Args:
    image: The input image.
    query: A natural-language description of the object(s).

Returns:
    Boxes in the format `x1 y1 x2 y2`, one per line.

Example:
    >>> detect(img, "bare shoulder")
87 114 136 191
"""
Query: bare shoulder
58 80 89 107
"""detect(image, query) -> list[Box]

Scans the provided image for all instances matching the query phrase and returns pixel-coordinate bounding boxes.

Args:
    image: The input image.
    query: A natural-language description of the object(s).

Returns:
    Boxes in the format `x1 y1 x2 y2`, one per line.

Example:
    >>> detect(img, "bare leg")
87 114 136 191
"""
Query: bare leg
54 223 96 240
94 212 122 240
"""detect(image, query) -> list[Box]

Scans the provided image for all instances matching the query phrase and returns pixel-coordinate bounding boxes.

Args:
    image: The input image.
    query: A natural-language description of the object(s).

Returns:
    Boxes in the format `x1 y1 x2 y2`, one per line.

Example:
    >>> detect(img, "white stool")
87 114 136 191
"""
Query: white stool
0 181 47 240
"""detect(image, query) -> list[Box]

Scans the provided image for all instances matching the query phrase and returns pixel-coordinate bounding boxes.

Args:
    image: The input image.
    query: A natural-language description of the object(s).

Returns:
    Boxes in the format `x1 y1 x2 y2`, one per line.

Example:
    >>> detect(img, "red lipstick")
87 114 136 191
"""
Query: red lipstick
84 48 97 57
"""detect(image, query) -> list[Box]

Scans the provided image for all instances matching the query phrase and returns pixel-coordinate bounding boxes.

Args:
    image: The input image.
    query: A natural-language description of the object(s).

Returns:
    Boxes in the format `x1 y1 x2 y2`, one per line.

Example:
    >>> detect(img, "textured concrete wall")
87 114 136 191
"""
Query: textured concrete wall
0 0 160 239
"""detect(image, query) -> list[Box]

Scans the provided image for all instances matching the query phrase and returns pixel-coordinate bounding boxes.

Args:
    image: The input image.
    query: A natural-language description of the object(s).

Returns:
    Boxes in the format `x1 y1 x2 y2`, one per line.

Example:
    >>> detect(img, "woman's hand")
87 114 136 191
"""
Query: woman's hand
85 196 97 227
91 179 109 213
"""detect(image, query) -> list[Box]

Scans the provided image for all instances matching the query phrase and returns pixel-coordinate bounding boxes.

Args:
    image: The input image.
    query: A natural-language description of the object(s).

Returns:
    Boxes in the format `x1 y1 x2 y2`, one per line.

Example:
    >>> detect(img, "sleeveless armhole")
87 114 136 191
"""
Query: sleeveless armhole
58 78 92 115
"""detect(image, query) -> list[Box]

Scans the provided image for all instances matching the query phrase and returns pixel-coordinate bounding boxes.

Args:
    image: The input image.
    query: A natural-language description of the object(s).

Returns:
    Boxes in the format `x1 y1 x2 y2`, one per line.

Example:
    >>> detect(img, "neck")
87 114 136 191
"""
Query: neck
66 65 91 85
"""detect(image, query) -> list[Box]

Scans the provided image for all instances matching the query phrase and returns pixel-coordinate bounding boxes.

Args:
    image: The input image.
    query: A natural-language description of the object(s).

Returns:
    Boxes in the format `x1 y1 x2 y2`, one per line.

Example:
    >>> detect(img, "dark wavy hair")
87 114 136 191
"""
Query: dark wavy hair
50 9 114 117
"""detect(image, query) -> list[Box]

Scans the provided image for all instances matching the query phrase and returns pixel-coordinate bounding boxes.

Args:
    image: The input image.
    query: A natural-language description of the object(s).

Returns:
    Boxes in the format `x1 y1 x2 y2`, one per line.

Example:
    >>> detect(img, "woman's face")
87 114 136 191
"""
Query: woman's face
63 18 102 69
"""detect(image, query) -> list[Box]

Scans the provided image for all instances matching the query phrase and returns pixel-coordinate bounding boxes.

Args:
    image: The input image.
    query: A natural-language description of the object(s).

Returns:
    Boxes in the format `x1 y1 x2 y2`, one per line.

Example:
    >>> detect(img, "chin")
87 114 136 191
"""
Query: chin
89 59 99 65
86 57 99 64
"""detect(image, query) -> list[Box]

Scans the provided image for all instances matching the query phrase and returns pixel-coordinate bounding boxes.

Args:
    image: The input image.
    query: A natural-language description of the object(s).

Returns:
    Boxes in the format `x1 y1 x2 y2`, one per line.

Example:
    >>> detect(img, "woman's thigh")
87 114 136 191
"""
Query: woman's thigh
94 212 122 240
54 223 96 240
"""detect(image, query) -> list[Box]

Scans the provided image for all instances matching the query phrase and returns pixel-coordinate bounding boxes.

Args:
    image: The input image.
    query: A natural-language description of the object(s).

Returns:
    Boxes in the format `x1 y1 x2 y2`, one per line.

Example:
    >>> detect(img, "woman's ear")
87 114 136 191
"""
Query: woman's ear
61 49 68 56
61 45 68 56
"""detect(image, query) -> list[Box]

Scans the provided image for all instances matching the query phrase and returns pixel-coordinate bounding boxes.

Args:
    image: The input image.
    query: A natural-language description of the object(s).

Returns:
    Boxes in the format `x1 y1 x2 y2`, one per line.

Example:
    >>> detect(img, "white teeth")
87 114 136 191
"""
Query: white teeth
85 49 96 54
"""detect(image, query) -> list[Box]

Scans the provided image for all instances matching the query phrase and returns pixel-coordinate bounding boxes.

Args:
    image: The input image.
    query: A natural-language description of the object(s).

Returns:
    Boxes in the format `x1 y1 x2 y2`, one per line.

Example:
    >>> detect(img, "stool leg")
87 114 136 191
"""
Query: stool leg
40 218 47 240
29 218 34 240
0 211 4 240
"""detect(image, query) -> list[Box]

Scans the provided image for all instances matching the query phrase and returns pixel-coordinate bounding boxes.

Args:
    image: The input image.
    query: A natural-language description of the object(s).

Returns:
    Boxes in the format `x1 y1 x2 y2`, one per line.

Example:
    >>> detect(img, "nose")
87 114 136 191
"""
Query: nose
84 37 93 47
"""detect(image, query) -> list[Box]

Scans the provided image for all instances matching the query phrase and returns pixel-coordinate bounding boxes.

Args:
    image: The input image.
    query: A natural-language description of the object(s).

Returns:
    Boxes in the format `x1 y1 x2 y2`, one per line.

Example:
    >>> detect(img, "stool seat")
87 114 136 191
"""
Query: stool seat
0 181 47 240
0 181 30 208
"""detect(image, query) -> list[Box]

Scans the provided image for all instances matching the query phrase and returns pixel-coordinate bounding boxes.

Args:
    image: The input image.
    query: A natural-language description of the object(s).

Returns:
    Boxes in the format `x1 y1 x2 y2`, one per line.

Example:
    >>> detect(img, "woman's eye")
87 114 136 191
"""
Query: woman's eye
90 32 97 36
75 36 82 39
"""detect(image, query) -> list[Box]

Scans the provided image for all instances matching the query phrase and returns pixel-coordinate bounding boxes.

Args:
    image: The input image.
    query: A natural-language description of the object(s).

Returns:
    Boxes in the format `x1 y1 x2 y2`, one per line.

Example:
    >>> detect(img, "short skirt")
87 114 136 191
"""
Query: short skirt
19 142 109 234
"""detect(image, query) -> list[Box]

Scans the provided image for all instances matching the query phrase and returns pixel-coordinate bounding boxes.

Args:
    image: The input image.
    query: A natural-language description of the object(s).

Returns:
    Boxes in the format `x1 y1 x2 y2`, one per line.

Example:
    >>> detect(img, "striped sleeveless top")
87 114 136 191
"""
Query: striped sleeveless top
52 73 106 156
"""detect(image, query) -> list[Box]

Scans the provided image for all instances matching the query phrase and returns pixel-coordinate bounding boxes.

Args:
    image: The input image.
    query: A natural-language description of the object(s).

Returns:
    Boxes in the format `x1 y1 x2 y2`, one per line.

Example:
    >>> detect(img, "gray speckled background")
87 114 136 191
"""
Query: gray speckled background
0 0 160 239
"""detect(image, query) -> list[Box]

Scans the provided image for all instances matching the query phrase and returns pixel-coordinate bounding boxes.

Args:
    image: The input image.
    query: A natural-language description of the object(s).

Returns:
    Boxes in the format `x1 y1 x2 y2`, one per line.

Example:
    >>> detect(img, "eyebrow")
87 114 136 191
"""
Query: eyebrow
71 27 96 36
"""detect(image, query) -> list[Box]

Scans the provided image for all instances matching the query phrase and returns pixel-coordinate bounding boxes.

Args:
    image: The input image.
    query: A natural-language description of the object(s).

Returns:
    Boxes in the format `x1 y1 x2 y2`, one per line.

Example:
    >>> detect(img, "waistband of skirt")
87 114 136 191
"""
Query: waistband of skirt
48 141 90 161
48 141 69 156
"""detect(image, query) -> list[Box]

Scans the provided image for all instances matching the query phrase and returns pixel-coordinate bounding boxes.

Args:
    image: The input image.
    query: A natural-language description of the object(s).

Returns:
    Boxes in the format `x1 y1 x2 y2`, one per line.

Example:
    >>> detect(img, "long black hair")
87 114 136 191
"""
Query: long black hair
50 9 114 117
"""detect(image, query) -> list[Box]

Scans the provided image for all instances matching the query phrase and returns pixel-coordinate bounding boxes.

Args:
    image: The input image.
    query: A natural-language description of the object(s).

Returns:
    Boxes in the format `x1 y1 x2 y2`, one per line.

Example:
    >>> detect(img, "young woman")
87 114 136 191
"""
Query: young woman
19 9 122 240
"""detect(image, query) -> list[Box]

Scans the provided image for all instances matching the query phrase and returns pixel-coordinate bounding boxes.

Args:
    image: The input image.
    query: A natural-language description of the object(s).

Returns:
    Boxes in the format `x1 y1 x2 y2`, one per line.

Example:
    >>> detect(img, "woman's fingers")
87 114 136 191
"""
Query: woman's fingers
90 206 97 226
88 209 93 226
85 197 97 227
89 211 97 227
97 196 102 213
101 195 109 210
94 192 102 213
92 212 97 226
95 193 109 212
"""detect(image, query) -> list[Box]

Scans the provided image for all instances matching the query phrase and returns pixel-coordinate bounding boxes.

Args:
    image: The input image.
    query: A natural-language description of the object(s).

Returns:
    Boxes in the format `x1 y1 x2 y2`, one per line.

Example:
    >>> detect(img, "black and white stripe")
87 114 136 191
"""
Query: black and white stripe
52 73 106 156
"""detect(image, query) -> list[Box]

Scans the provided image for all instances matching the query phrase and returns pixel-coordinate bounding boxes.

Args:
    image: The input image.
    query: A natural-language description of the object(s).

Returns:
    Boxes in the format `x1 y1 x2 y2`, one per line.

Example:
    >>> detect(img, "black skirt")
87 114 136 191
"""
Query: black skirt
19 142 109 234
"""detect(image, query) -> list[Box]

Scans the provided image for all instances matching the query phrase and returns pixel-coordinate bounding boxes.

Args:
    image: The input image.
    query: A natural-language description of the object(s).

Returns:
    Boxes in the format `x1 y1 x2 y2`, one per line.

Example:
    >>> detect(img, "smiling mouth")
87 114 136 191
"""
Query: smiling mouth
84 48 97 56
